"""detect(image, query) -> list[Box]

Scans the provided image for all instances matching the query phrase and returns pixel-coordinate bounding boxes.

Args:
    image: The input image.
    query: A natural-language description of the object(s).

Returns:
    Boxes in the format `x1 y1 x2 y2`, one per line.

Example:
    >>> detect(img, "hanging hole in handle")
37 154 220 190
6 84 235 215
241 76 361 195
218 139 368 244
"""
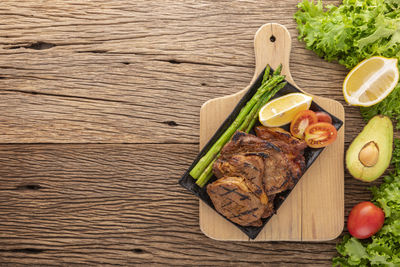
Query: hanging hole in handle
270 35 276 42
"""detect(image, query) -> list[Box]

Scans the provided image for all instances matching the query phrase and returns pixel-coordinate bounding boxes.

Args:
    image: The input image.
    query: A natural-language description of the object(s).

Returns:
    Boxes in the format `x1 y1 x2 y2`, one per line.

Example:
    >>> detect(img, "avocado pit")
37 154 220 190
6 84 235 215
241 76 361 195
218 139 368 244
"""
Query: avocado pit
346 115 393 182
359 141 379 167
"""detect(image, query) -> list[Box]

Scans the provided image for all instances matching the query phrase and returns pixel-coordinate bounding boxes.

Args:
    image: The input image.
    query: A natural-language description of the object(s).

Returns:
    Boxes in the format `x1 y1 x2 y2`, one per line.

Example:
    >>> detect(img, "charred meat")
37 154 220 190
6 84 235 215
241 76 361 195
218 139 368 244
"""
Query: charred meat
213 153 267 204
207 176 265 227
262 194 275 219
255 126 307 180
207 129 306 227
216 131 295 195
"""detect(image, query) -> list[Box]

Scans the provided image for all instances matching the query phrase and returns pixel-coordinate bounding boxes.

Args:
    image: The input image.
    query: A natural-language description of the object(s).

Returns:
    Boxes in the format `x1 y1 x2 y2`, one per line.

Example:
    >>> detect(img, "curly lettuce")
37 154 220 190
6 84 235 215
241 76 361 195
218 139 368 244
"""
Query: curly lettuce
360 84 400 130
294 0 400 68
294 2 400 264
294 0 400 127
332 139 400 266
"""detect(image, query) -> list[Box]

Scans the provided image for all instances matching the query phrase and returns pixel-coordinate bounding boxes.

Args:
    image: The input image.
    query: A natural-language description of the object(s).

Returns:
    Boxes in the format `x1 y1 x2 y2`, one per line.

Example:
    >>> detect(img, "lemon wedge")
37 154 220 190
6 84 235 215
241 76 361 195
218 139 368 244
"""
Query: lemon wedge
343 56 399 107
259 93 313 127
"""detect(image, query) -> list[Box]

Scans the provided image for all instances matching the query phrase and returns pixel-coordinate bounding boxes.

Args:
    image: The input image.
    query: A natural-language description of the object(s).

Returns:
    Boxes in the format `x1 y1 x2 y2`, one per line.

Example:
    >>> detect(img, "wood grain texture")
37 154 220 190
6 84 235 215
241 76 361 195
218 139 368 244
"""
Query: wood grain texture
0 0 386 265
0 0 350 144
0 144 380 266
199 24 344 241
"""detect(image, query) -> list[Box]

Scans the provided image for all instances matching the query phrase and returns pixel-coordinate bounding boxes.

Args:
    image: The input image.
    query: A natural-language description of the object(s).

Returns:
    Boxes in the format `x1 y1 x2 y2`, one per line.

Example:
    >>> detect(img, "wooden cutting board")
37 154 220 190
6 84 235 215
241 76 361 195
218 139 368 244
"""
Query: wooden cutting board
198 23 345 241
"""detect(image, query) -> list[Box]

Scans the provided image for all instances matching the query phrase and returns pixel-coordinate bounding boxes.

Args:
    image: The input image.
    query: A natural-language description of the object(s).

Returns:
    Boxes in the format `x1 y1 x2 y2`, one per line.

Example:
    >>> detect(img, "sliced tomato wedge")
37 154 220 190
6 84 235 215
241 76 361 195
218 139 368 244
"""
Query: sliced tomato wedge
305 122 337 148
290 110 318 139
315 111 332 124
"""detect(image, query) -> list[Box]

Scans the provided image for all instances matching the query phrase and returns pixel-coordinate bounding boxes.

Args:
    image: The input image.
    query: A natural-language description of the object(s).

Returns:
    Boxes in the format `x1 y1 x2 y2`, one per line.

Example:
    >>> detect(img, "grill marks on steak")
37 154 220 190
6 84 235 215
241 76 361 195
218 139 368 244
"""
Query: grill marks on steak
207 129 307 227
218 131 296 195
213 153 267 203
255 126 307 180
207 131 298 226
263 155 293 195
207 176 265 227
219 131 281 158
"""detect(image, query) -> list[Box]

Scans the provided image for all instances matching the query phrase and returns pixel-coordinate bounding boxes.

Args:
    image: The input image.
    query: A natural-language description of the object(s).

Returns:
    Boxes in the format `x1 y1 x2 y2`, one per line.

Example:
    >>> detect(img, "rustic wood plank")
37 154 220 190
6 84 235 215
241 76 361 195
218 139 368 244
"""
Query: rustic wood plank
0 0 386 265
0 143 379 266
0 0 351 143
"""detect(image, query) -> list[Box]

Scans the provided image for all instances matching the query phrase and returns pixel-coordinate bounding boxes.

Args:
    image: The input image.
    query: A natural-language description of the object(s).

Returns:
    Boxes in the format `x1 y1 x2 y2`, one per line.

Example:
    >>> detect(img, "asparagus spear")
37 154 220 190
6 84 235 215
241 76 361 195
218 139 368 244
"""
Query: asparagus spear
196 82 287 187
192 65 285 186
245 81 287 133
197 70 274 186
196 156 218 187
239 90 269 131
189 74 285 180
263 64 282 85
240 65 283 132
261 65 271 84
273 64 282 76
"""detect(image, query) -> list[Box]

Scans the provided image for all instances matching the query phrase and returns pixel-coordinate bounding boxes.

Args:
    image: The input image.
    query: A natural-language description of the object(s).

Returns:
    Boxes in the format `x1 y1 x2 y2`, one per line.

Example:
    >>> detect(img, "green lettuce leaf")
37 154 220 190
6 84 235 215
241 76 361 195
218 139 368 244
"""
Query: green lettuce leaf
294 0 400 127
360 84 400 130
332 139 400 266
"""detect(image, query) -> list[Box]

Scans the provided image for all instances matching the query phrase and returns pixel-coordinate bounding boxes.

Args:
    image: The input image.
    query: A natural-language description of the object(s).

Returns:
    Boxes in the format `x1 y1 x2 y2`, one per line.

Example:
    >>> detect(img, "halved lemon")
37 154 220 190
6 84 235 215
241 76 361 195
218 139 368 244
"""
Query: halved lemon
343 56 399 107
259 93 313 127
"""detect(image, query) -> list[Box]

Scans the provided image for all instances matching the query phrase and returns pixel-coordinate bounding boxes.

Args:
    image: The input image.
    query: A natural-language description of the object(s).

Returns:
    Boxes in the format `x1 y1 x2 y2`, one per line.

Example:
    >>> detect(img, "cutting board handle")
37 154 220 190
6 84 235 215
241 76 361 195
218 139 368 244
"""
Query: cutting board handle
251 23 299 90
200 23 302 147
199 23 345 241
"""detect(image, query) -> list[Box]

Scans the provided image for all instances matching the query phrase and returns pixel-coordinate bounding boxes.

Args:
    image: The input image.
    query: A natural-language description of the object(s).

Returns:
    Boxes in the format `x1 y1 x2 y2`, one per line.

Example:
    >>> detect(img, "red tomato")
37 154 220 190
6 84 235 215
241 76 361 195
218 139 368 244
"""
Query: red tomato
304 122 337 148
315 111 332 124
290 110 318 139
347 201 385 239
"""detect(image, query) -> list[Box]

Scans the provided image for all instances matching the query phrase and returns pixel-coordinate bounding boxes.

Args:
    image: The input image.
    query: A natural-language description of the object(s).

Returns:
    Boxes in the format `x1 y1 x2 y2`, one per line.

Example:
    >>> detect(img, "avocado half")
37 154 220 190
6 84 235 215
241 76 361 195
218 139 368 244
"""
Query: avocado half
346 115 393 182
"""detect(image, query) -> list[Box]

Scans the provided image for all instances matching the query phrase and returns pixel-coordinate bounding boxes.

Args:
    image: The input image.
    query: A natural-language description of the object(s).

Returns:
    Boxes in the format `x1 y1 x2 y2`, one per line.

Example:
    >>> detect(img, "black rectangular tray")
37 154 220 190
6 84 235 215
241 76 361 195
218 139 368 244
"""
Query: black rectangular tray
179 67 343 240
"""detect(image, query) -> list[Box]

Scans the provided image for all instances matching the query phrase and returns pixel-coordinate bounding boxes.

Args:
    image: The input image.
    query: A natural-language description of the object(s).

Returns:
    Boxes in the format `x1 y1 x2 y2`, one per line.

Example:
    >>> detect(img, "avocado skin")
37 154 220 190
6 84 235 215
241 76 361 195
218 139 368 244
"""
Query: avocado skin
346 115 393 182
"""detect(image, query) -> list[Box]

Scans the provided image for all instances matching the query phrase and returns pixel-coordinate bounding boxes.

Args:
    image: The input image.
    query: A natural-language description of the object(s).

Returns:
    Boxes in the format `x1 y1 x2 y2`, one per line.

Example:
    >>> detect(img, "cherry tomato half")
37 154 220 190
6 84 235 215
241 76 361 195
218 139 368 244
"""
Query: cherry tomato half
304 122 337 148
290 110 318 139
347 201 385 239
315 111 332 124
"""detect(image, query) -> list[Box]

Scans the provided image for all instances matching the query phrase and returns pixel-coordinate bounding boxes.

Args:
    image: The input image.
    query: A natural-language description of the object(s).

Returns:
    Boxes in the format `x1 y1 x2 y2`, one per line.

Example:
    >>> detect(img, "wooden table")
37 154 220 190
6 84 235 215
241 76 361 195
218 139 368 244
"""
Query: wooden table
0 0 381 265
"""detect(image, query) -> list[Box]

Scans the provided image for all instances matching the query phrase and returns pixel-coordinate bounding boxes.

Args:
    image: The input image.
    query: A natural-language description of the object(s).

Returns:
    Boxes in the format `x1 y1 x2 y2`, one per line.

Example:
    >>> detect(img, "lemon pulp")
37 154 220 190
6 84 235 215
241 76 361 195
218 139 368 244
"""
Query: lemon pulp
259 93 313 127
343 56 399 107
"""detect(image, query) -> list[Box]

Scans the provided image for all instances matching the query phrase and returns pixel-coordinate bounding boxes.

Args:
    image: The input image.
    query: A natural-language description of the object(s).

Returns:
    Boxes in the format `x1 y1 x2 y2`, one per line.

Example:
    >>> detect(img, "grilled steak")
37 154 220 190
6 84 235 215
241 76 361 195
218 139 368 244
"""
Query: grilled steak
255 126 307 180
216 131 295 195
207 176 265 226
213 153 267 204
262 194 275 218
254 126 307 150
207 130 304 227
